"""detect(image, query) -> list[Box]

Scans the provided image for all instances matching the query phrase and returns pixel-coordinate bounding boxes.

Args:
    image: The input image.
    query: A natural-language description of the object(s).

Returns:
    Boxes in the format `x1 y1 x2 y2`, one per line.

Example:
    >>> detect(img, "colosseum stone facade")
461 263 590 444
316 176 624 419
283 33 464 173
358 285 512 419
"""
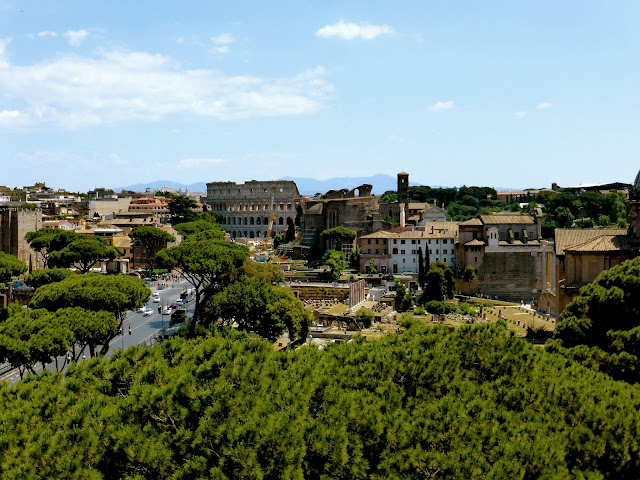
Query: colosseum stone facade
206 180 302 239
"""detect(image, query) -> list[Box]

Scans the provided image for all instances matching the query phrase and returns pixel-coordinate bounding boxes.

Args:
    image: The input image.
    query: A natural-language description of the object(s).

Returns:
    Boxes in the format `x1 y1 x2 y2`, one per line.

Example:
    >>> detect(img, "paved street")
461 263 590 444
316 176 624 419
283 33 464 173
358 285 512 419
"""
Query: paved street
0 281 194 384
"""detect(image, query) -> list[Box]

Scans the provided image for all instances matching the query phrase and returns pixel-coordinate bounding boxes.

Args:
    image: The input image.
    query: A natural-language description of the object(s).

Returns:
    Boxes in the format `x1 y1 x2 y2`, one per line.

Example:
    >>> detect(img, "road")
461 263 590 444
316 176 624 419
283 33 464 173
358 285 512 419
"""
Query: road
0 281 194 385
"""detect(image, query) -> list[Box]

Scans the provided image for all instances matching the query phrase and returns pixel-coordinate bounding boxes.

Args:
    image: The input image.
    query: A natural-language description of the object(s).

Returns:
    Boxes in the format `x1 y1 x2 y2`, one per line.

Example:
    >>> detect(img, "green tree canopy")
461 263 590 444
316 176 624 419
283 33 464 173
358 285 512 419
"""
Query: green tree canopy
157 239 249 337
462 265 476 294
24 268 75 290
25 228 78 268
205 276 311 341
420 261 455 303
173 219 223 238
0 304 74 378
549 257 640 382
129 226 175 270
48 237 121 273
168 195 199 225
320 226 356 251
0 252 27 283
1 324 640 478
354 307 374 328
30 273 149 356
322 250 345 281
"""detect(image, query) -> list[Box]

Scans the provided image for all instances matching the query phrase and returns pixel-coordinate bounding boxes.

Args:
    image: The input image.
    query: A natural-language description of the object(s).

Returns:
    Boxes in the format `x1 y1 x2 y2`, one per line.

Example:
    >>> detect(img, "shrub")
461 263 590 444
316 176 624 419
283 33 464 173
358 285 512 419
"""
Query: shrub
425 300 445 315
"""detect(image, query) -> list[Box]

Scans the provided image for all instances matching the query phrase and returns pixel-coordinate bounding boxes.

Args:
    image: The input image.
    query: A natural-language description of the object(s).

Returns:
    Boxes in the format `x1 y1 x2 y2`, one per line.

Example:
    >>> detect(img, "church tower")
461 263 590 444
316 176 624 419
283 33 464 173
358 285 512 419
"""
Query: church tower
397 172 409 205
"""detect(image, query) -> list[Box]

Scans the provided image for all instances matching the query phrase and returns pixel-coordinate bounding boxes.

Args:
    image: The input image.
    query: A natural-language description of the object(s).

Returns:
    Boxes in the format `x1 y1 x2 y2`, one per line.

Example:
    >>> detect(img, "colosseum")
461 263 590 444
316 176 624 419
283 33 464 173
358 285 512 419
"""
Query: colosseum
206 180 302 239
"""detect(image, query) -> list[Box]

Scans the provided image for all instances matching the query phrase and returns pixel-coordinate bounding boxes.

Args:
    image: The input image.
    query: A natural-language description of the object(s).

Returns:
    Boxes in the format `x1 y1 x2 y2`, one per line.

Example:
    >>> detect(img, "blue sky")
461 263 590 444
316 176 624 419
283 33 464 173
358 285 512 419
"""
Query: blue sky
1 1 639 192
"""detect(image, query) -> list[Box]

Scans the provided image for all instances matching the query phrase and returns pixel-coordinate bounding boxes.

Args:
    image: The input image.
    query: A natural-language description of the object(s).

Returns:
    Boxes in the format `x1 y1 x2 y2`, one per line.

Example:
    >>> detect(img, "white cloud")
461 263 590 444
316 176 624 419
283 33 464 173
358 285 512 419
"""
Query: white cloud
211 33 234 54
316 21 393 40
37 31 58 37
64 29 89 46
0 45 333 129
428 101 454 112
177 158 226 169
0 110 22 127
515 111 526 120
537 102 552 110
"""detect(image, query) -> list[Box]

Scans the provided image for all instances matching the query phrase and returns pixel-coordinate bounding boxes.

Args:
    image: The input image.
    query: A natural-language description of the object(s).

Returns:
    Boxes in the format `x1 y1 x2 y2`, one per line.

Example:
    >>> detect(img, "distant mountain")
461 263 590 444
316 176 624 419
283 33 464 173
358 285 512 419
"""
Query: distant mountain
114 177 519 196
113 180 208 193
279 174 404 196
114 176 404 196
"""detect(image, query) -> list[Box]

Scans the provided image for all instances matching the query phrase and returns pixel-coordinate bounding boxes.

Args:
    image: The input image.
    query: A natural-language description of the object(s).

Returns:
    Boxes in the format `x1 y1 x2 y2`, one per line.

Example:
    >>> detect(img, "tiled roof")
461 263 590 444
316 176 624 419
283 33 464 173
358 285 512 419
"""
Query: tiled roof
564 235 634 253
498 240 541 246
407 203 426 210
555 228 627 255
480 214 535 225
464 239 485 246
459 218 483 226
360 222 458 240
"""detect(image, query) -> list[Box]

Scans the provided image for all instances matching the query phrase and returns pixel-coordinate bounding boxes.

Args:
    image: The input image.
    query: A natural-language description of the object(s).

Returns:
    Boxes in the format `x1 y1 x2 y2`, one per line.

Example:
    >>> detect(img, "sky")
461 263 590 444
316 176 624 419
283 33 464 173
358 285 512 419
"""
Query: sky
1 1 639 192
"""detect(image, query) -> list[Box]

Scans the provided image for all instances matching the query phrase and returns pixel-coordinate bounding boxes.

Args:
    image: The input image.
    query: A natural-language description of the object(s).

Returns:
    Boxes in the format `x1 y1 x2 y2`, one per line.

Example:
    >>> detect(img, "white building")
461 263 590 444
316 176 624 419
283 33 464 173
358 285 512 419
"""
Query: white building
359 222 458 275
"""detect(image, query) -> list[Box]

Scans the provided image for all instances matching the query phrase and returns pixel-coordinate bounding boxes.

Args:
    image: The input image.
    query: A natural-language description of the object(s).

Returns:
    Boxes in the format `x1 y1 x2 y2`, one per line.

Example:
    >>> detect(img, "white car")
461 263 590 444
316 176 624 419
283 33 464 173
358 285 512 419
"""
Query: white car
161 306 172 315
142 308 153 317
152 294 161 303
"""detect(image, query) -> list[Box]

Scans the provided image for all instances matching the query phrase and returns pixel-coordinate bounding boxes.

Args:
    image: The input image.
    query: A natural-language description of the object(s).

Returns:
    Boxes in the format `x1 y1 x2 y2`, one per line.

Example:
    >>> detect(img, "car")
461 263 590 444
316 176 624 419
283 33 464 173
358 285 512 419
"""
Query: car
142 308 153 317
161 306 172 315
169 303 178 310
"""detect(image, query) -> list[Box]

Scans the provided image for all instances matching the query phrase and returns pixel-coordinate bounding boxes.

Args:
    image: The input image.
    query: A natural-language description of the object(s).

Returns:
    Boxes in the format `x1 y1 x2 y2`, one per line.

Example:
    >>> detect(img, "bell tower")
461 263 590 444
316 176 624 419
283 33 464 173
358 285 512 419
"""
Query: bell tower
397 172 409 205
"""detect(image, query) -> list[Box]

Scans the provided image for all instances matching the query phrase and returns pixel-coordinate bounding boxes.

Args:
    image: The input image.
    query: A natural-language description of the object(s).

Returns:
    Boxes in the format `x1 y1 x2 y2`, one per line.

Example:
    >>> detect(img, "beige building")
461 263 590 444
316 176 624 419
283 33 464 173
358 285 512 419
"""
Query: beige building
456 212 554 301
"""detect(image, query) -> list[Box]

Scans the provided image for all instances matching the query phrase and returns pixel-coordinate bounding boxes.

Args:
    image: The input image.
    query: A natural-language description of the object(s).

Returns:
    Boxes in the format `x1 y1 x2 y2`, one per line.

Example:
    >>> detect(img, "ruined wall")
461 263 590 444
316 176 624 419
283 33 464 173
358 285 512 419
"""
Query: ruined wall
477 252 542 302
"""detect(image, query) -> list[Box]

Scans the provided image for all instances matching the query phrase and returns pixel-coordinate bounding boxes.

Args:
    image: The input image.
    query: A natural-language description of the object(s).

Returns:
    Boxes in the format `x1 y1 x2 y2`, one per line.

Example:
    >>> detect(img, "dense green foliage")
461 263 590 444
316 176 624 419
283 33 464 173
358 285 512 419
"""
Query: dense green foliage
2 324 640 478
30 274 149 356
168 195 199 225
354 307 374 328
420 261 455 303
173 220 223 239
549 257 640 382
462 265 476 294
322 250 345 281
540 189 627 234
25 228 78 268
24 268 75 289
129 226 175 270
157 239 249 336
205 276 311 341
320 226 356 252
0 252 27 283
49 237 121 273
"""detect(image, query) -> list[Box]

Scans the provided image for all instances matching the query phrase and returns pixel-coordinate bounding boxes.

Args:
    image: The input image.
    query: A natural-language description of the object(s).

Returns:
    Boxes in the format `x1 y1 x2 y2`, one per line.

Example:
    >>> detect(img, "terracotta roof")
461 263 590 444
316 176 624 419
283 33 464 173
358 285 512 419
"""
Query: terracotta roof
407 203 426 210
360 223 457 240
459 218 483 226
114 237 132 248
555 228 627 255
564 235 635 253
465 239 485 246
480 214 535 225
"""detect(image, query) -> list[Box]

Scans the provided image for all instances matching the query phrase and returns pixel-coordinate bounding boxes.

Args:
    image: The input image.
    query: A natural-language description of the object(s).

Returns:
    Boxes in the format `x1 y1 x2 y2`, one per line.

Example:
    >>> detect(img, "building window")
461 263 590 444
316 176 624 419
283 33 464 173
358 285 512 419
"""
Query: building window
443 249 447 254
429 250 432 254
393 239 397 244
392 248 398 254
475 257 478 262
411 240 416 244
368 249 371 254
375 249 379 254
401 240 405 244
401 249 405 254
368 239 371 244
375 239 379 244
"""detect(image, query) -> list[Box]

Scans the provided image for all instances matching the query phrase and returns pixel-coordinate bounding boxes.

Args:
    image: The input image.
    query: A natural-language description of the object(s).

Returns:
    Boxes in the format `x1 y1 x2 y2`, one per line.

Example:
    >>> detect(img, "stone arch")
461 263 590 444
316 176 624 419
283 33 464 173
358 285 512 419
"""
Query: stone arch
250 217 255 225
